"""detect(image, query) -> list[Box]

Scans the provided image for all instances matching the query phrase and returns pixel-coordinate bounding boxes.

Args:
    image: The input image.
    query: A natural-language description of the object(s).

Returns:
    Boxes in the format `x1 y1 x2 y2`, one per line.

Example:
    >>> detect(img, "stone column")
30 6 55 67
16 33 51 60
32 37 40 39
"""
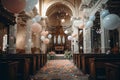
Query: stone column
8 24 17 53
25 20 32 54
83 28 92 53
40 17 47 54
73 27 79 53
100 15 110 53
118 28 120 52
35 34 40 53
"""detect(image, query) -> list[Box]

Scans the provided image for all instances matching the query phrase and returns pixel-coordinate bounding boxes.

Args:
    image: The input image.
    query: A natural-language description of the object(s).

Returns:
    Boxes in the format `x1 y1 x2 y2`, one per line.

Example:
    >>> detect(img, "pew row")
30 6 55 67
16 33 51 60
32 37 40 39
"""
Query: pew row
105 63 120 80
0 58 30 80
0 53 47 80
80 54 120 74
89 58 120 80
0 61 18 80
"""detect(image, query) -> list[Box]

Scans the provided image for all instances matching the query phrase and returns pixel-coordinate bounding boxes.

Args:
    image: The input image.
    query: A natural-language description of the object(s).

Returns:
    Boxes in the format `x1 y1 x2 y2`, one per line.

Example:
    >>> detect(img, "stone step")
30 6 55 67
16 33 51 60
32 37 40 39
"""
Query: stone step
54 54 65 59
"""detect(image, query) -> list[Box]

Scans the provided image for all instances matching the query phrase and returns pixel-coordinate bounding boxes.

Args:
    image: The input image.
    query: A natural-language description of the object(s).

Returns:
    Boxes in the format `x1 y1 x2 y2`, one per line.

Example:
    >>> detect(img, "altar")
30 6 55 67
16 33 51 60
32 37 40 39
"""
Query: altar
55 46 64 54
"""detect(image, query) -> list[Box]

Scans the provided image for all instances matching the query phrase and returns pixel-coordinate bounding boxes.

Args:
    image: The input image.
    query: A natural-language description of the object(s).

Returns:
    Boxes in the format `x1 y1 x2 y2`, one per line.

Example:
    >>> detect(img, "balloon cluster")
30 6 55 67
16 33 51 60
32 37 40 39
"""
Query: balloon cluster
85 15 95 28
101 9 120 30
40 31 50 44
41 31 49 36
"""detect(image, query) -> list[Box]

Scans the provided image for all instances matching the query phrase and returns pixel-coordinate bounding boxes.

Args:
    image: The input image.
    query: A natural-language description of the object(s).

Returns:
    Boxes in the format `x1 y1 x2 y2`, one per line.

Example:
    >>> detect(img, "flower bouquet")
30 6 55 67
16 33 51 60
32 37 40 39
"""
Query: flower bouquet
48 51 56 60
64 50 72 59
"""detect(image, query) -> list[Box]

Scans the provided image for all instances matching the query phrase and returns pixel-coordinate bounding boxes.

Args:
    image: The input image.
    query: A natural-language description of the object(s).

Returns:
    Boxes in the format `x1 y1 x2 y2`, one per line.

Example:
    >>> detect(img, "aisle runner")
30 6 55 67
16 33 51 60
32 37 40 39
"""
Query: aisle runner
33 60 89 80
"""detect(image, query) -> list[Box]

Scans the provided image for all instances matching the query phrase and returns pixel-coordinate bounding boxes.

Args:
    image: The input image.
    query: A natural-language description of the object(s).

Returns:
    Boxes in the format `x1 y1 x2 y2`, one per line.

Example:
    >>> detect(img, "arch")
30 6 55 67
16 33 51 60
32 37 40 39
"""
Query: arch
42 0 75 16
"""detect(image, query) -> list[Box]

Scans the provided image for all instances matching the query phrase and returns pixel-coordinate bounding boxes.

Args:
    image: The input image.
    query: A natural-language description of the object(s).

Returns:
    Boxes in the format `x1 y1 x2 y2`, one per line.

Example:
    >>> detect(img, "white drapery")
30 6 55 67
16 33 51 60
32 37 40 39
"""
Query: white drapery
54 36 56 44
62 36 65 44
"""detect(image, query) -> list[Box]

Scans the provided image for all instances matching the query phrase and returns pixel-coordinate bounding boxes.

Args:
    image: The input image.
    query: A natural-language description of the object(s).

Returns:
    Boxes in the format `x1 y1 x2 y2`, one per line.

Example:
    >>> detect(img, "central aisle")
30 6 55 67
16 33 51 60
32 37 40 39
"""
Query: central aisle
32 60 89 80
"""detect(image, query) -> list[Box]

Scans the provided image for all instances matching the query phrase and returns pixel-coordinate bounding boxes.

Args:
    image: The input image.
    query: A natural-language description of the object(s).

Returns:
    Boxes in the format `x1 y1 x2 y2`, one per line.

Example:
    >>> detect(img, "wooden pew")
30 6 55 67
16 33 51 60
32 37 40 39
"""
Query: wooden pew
0 61 18 80
0 58 30 80
0 53 48 78
73 54 81 69
105 63 120 80
80 54 120 74
35 54 41 70
81 54 105 74
1 54 37 75
40 54 47 67
89 58 120 80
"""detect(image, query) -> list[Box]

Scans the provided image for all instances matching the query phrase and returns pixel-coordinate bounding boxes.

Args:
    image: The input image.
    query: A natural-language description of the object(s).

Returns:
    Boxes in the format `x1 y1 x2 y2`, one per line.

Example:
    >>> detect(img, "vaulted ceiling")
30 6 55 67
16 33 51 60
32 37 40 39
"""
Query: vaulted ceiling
46 3 72 28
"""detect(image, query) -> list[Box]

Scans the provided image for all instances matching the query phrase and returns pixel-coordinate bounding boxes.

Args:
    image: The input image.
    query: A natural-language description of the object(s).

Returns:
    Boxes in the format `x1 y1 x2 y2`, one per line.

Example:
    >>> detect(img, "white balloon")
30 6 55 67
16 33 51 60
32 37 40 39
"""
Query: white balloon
67 36 73 40
24 0 38 12
103 14 120 30
48 34 52 39
100 9 110 19
32 18 37 23
85 20 93 28
41 36 45 41
64 30 68 34
89 15 96 21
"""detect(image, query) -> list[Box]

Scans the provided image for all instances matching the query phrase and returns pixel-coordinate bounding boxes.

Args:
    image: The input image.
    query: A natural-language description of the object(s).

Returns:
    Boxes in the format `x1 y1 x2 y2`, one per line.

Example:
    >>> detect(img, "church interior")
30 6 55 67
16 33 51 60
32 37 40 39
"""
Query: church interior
0 0 120 80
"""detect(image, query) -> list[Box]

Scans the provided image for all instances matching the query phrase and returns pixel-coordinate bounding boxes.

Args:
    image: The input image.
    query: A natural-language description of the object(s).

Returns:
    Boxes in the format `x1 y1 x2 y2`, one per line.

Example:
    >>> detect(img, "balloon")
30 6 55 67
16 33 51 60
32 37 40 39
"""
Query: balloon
34 15 41 22
31 23 42 33
64 30 68 34
72 34 77 37
32 18 37 23
79 23 84 29
89 15 96 21
103 14 120 30
1 0 26 13
41 31 49 36
24 0 38 12
43 38 49 44
32 15 41 23
48 34 52 39
74 20 83 28
85 20 93 28
67 36 73 40
100 9 110 19
40 36 45 41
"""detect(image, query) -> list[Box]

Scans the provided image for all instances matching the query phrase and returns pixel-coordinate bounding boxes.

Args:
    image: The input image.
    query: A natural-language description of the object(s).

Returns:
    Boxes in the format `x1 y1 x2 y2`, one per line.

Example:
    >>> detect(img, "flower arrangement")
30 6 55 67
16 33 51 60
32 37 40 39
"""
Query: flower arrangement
64 50 72 59
48 51 56 60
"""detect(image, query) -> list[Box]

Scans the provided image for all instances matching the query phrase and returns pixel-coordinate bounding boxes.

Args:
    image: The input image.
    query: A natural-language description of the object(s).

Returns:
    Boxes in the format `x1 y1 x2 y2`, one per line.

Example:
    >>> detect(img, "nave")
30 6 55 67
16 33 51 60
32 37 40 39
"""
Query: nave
1 53 120 80
31 59 88 80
